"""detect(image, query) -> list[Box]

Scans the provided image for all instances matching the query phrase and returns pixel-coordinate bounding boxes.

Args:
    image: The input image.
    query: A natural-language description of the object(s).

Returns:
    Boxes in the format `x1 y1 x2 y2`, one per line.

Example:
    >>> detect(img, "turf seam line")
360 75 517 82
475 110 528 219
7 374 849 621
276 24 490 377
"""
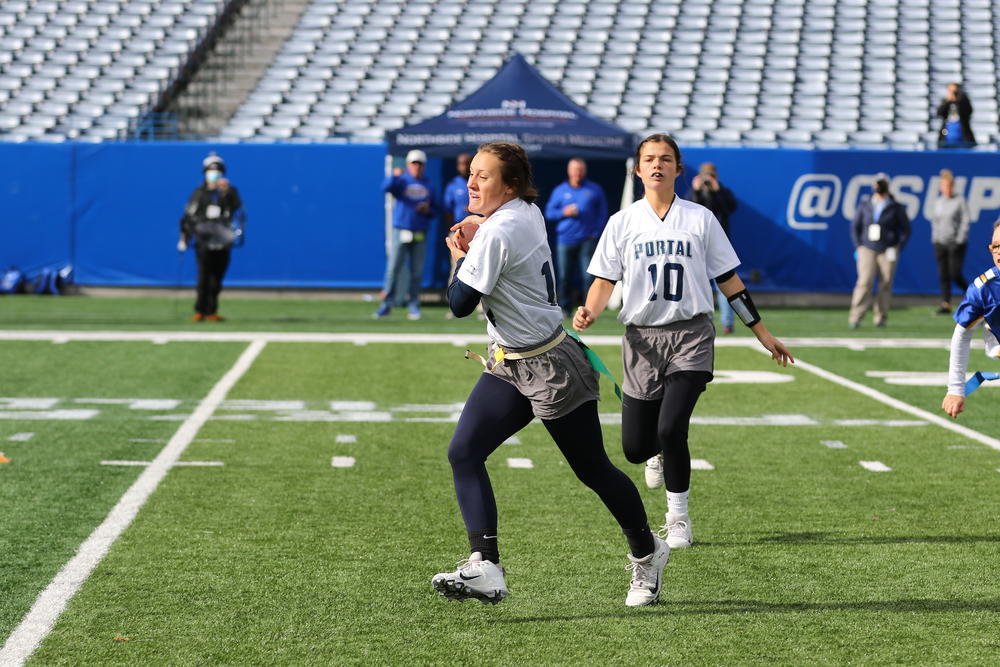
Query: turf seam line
0 339 266 667
760 351 1000 452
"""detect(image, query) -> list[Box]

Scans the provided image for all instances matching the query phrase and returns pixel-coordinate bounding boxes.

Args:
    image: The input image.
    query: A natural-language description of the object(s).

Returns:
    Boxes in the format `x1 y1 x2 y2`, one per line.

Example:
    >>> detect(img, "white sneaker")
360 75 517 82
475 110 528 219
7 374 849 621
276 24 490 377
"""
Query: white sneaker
644 454 664 489
431 552 508 605
625 535 670 607
659 512 693 549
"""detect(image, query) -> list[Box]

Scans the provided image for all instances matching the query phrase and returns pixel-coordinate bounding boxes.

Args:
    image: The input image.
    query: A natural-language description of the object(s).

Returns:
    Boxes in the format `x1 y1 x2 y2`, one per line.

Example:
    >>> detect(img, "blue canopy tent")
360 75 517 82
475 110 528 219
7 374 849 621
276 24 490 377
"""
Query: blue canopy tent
384 53 636 295
386 53 635 160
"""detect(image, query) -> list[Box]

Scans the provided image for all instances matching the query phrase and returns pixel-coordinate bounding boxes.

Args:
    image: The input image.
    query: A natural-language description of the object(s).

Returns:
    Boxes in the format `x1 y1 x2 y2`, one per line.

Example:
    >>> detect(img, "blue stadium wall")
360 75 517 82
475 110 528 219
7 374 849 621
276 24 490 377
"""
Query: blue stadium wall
1 142 998 293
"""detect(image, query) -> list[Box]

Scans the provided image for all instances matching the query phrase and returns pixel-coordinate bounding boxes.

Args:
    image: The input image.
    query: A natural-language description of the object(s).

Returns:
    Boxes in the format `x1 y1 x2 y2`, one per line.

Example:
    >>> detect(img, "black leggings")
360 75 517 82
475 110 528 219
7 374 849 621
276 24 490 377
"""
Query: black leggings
621 371 711 493
448 372 649 535
195 247 231 316
933 242 968 303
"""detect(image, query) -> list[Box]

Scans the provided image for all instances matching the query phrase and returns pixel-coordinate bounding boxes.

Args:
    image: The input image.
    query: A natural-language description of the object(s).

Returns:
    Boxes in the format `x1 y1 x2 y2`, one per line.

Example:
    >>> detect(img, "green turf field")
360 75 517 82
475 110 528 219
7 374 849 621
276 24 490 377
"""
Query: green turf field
1 297 998 665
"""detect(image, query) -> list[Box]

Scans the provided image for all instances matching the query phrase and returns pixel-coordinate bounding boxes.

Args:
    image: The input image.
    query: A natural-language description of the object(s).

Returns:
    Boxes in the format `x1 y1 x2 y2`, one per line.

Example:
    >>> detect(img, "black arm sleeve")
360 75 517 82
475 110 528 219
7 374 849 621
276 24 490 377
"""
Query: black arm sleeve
448 258 483 318
714 269 736 283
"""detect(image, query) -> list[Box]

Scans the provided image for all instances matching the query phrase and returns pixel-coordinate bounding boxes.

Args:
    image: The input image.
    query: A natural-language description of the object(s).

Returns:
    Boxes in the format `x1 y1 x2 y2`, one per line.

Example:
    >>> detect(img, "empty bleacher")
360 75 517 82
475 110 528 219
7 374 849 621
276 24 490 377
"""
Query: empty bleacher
0 0 233 142
1 0 998 148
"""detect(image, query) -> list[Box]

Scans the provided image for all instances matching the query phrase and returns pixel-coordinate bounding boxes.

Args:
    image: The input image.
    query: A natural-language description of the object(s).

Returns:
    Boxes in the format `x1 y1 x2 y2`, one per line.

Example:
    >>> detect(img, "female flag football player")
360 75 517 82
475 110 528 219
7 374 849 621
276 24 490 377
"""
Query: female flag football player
432 142 667 607
574 133 794 550
942 219 1000 419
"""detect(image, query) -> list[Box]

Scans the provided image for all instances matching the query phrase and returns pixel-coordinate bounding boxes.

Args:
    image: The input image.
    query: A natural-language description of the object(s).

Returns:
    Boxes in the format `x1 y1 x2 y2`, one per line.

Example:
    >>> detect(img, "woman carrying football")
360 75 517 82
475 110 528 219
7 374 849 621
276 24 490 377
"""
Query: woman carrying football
574 133 794 550
433 142 667 607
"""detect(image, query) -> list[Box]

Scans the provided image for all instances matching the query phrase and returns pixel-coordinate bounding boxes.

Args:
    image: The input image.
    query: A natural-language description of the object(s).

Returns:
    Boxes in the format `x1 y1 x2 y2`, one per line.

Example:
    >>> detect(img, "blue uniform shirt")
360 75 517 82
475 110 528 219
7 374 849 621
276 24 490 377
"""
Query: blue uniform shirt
443 175 469 223
383 172 437 232
544 179 609 246
955 266 1000 332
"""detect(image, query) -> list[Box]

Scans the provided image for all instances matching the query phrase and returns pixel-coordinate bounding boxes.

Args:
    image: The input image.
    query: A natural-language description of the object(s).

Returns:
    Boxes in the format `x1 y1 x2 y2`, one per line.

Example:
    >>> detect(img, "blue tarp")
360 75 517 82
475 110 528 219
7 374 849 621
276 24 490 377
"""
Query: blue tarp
386 53 635 160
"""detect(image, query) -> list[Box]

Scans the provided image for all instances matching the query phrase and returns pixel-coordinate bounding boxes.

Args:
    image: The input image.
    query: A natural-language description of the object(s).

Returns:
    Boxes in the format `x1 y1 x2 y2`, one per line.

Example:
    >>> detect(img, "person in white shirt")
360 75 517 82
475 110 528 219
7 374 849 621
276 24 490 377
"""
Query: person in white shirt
431 142 668 608
574 133 794 550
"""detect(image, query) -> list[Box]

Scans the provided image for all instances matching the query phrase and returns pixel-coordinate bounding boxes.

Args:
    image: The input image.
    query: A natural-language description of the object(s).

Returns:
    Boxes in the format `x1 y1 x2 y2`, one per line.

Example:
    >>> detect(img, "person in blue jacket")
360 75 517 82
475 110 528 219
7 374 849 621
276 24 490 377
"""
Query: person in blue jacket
544 158 609 316
848 174 911 329
375 149 439 320
942 220 1000 419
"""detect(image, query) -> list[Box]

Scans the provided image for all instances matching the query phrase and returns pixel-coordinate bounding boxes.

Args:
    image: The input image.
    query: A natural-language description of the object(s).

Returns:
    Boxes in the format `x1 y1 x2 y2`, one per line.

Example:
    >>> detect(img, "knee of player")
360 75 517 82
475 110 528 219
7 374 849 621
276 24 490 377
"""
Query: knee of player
657 423 688 447
446 436 483 468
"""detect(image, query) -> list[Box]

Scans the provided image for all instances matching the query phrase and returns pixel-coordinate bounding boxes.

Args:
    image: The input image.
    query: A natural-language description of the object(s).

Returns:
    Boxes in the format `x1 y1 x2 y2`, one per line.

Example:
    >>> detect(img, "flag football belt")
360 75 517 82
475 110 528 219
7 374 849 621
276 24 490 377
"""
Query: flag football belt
964 370 1000 396
465 330 567 371
563 328 623 402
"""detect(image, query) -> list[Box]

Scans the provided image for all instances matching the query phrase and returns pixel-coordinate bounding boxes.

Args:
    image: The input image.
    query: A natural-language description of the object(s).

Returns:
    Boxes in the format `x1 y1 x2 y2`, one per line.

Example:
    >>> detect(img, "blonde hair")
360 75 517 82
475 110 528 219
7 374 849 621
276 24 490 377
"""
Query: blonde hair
939 169 954 182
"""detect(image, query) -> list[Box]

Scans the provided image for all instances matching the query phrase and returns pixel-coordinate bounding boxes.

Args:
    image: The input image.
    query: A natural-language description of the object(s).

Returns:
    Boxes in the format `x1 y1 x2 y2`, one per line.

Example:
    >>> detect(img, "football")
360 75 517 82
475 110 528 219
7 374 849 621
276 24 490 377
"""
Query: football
454 222 480 253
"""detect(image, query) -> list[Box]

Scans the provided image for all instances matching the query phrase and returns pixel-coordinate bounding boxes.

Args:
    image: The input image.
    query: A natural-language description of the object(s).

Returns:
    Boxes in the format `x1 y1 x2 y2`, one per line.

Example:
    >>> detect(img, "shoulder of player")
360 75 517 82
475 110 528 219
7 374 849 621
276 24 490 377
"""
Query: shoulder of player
973 267 999 290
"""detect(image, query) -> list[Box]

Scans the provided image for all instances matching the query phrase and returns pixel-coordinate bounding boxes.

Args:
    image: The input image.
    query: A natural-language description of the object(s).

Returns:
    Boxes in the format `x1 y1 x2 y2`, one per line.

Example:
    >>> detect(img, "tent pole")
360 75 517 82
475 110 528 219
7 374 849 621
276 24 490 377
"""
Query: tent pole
608 158 635 311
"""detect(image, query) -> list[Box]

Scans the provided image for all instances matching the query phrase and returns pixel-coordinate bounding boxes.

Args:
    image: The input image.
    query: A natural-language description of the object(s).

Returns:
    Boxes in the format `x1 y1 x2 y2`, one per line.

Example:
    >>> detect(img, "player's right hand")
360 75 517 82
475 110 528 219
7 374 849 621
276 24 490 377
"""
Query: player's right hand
573 306 594 331
942 394 965 419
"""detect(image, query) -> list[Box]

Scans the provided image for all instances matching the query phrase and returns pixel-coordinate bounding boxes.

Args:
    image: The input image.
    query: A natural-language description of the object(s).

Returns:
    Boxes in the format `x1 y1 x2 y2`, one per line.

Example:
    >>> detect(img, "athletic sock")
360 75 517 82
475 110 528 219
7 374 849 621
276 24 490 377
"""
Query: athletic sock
667 489 689 518
623 525 655 559
469 530 500 564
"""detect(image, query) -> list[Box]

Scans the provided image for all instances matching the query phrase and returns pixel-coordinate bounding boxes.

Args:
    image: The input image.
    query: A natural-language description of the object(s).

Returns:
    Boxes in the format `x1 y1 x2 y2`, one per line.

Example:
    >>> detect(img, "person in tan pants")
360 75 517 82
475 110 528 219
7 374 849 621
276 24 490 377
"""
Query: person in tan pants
848 174 911 328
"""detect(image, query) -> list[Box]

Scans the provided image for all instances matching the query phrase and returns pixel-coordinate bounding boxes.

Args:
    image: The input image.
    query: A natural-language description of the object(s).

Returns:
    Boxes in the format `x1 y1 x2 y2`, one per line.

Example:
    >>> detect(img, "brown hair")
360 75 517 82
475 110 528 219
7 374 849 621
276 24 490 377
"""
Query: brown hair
477 142 538 203
634 133 684 176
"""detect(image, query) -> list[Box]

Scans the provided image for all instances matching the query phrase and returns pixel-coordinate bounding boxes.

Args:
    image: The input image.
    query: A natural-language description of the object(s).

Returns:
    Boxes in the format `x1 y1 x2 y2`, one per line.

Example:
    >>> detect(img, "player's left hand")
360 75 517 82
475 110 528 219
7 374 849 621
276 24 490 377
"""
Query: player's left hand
755 328 794 367
942 394 965 418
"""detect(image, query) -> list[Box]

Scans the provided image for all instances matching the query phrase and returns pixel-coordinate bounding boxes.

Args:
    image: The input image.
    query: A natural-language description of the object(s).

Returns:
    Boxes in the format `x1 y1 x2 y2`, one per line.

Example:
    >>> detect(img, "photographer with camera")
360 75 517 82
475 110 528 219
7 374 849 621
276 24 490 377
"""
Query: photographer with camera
686 162 738 332
178 152 245 322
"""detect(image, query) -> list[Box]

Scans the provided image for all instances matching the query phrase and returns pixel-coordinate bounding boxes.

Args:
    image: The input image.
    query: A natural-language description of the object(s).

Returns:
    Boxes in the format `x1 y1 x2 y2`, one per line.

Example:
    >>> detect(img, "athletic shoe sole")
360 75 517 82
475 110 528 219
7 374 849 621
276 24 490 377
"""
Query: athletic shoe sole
431 576 507 605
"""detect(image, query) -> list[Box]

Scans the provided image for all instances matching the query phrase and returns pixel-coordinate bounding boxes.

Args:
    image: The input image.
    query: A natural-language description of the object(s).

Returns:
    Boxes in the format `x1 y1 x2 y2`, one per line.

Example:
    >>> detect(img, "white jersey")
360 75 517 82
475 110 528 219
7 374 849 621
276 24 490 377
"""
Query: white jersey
588 196 740 327
456 198 563 348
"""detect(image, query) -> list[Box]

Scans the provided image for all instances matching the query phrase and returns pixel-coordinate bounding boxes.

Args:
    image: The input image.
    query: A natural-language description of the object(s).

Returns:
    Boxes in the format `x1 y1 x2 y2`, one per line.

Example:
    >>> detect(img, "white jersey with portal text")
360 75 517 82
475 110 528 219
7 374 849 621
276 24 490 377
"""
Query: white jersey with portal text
456 198 563 348
588 196 740 327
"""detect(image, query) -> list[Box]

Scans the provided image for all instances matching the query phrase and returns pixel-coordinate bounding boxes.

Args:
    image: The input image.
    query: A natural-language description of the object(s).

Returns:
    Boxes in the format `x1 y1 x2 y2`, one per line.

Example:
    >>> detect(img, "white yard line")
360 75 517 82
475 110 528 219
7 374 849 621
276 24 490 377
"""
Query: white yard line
752 352 1000 452
0 340 266 667
0 329 974 350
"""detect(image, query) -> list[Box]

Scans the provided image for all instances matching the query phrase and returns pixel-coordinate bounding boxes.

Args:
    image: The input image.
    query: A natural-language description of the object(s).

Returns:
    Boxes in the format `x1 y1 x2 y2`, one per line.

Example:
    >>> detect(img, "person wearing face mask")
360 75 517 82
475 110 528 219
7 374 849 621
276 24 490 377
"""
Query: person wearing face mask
848 174 911 329
178 152 244 322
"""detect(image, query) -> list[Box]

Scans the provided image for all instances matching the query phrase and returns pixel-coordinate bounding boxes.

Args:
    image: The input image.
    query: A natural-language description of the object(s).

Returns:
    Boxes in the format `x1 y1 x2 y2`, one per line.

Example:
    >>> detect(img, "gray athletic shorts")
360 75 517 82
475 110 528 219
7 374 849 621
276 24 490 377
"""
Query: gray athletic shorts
487 330 600 420
622 314 715 400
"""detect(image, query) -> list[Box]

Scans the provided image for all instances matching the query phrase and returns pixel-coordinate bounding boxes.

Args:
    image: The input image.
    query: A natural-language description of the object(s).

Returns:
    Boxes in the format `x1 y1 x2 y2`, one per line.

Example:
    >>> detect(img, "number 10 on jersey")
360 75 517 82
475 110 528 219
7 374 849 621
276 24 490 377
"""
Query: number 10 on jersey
647 262 684 301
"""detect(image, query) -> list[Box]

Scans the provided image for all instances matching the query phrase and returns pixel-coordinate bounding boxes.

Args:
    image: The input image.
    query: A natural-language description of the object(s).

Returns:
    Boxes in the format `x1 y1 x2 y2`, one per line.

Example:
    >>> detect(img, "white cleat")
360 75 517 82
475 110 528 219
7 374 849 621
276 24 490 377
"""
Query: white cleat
644 454 664 489
431 552 508 605
659 512 694 549
625 535 670 607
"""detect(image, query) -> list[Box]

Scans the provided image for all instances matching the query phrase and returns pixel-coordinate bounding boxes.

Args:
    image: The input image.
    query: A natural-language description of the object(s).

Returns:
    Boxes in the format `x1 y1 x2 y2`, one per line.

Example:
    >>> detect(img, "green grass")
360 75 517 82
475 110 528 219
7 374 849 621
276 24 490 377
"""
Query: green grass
2 298 999 665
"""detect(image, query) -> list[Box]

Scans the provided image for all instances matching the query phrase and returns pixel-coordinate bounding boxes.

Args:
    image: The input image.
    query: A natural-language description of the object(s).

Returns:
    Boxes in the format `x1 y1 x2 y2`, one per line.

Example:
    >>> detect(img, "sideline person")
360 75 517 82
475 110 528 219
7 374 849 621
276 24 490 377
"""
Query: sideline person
178 152 244 322
942 220 1000 419
848 174 911 329
573 133 794 551
433 142 668 608
374 149 438 320
930 169 970 315
685 162 738 333
544 158 609 317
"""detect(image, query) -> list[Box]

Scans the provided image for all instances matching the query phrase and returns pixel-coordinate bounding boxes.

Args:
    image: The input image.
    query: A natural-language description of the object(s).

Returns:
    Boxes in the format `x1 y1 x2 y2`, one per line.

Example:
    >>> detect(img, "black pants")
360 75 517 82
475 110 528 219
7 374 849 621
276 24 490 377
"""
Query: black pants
447 372 649 535
621 371 711 494
195 247 231 316
933 242 968 304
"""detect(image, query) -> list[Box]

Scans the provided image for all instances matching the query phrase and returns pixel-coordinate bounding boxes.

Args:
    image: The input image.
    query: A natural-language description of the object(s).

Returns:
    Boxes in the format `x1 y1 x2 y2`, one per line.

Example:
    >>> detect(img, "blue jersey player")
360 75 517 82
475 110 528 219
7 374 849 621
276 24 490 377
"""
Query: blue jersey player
943 220 1000 418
